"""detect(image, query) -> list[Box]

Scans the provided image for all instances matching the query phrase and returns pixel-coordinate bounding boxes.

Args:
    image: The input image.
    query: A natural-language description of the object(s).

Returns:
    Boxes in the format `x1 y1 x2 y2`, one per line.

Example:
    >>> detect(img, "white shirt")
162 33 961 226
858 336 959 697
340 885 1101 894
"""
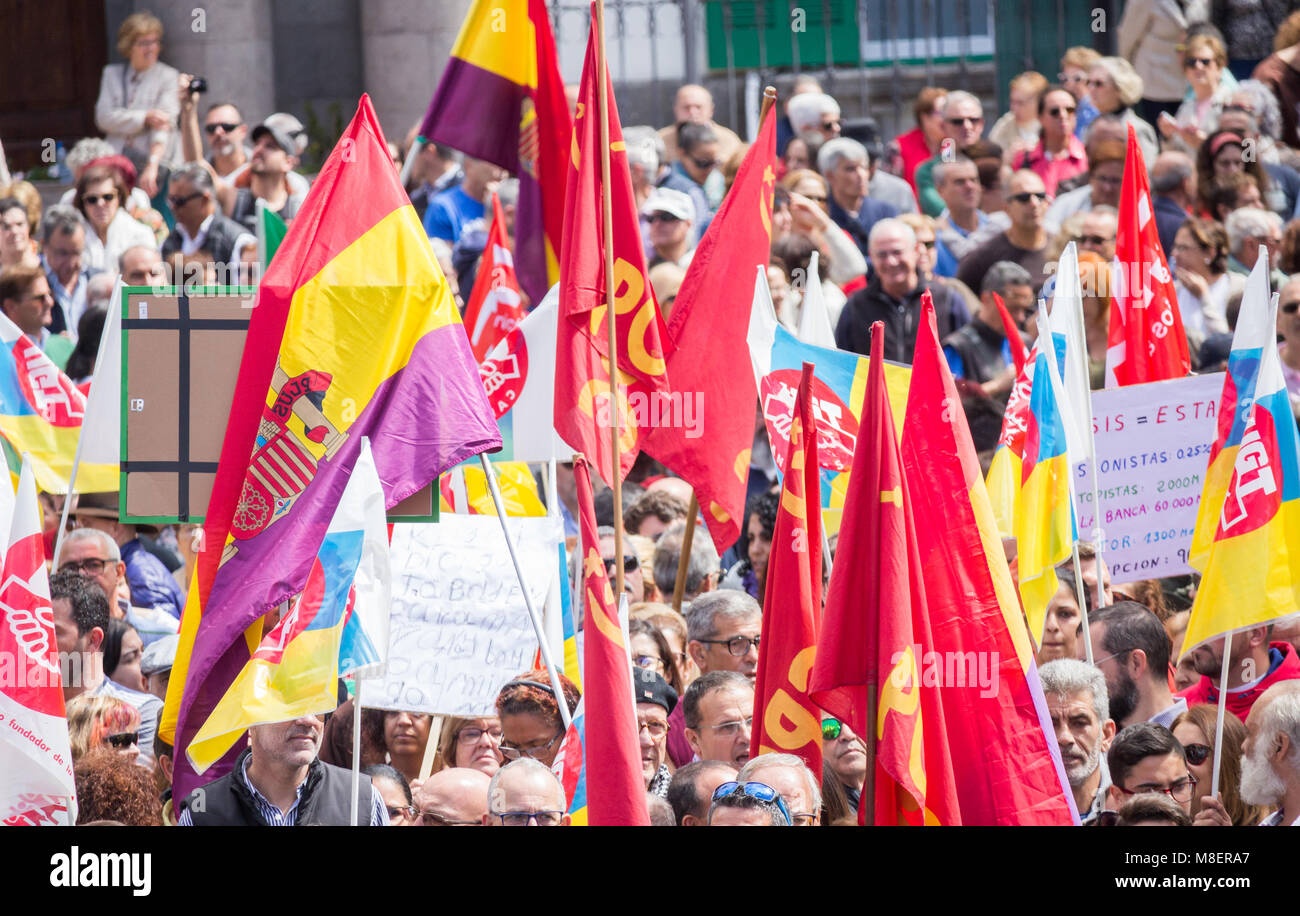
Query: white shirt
81 209 157 273
174 212 255 261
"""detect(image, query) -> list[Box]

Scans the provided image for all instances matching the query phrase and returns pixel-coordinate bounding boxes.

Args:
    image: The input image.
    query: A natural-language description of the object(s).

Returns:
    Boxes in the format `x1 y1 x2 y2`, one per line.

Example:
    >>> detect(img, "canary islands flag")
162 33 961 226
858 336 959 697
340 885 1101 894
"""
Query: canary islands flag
1184 252 1300 652
164 95 501 801
1018 316 1078 641
187 438 390 772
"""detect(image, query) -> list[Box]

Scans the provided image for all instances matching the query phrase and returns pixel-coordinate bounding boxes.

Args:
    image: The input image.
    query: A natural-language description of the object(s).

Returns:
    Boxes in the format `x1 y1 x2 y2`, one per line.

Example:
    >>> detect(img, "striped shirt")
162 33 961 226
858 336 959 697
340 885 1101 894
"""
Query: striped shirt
177 755 389 826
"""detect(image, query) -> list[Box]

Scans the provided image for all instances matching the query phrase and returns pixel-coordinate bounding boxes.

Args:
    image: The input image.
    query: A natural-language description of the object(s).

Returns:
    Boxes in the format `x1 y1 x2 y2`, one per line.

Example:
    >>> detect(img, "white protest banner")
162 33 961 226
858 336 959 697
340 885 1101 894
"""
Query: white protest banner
1074 373 1222 584
367 514 563 715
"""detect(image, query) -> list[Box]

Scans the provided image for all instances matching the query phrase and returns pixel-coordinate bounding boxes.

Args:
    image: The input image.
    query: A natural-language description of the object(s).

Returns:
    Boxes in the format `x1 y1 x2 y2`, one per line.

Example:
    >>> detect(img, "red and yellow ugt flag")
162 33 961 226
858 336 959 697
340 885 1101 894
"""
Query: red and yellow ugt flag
554 9 672 486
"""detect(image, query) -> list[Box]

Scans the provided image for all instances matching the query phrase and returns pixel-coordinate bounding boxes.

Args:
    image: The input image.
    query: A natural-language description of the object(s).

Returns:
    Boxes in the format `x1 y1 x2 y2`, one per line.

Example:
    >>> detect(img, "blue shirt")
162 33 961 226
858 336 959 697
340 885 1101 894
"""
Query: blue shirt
122 538 186 620
42 257 100 337
827 195 899 260
422 185 485 243
933 210 988 278
1074 96 1099 139
943 338 1014 379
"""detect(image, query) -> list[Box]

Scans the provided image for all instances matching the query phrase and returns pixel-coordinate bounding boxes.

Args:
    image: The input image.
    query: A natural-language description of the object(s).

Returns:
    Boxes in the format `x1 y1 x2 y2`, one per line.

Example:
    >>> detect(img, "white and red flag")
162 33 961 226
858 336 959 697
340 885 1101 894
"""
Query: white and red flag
463 192 526 363
0 455 77 825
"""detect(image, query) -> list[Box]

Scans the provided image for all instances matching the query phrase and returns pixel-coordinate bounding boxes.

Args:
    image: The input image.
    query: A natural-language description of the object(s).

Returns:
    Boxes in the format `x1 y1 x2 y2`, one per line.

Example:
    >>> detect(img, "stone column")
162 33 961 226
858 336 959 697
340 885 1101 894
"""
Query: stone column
361 0 473 149
150 0 276 123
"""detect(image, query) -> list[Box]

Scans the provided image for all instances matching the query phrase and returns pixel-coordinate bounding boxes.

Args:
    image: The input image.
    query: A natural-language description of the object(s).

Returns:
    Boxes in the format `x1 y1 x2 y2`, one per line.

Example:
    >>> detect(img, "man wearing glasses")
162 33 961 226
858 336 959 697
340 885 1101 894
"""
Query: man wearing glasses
1089 602 1187 730
483 758 571 826
57 528 178 646
160 162 254 280
914 90 986 218
957 170 1050 298
413 767 490 827
683 670 755 769
178 88 249 185
634 667 677 796
1105 722 1229 824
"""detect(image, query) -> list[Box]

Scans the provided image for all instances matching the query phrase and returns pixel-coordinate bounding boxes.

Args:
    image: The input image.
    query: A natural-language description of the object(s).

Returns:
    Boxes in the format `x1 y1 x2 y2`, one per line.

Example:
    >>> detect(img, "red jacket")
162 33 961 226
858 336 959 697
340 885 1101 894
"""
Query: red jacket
1177 642 1300 722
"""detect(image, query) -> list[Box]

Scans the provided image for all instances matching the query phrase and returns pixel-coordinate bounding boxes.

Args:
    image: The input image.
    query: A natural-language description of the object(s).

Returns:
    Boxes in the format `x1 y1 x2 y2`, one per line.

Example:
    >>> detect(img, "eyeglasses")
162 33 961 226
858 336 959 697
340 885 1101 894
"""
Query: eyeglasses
59 557 111 575
918 239 936 249
946 116 982 126
167 191 204 209
697 634 759 656
1185 57 1216 69
386 804 416 821
493 810 565 826
499 731 562 761
1223 103 1255 116
1114 774 1197 803
1008 191 1047 204
1183 743 1212 766
820 119 842 131
822 717 845 741
637 718 670 739
1078 234 1114 247
690 156 719 171
1281 300 1300 314
700 716 753 738
603 554 641 575
133 37 161 48
633 654 665 673
204 122 242 134
645 212 682 225
711 781 791 826
1058 72 1084 83
82 194 117 206
1086 78 1110 89
418 809 481 826
105 732 138 749
1047 106 1077 117
456 725 503 745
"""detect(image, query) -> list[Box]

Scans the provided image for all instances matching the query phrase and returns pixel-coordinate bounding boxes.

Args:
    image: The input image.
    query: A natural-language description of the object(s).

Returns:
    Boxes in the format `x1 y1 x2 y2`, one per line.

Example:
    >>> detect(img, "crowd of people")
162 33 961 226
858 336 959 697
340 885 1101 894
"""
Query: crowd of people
8 7 1300 827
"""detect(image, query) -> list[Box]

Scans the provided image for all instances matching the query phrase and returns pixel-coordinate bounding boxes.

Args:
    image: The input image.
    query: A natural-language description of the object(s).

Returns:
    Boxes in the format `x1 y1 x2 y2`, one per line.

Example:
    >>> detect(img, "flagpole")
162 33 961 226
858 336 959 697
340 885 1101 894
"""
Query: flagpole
418 716 443 781
480 453 573 731
1070 542 1095 665
671 491 698 612
399 138 423 189
863 681 876 826
591 0 628 603
1211 631 1232 798
350 679 363 826
1073 291 1108 612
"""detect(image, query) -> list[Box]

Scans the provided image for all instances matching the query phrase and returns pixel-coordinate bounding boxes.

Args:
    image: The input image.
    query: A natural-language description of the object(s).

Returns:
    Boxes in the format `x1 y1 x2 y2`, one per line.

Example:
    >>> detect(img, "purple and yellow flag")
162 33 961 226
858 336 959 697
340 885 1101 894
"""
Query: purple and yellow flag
164 95 501 800
1184 253 1300 652
1017 318 1078 641
418 0 571 304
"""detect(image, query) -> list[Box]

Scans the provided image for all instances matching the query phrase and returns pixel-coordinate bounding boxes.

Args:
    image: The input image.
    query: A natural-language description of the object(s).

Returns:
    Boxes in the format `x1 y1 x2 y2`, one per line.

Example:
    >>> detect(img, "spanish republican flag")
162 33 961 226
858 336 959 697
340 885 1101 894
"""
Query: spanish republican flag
1105 123 1190 386
750 362 822 779
643 102 777 552
1017 315 1078 642
1184 252 1300 653
554 15 672 485
573 454 650 825
163 96 501 800
418 0 570 305
903 295 1076 825
0 313 116 494
809 321 960 826
462 192 525 363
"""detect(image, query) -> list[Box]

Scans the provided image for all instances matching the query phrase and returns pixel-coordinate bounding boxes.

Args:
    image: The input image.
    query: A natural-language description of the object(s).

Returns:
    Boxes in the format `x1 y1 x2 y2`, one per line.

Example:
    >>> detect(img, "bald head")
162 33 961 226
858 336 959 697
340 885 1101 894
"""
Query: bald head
414 767 490 826
484 757 570 826
674 85 714 125
646 476 695 506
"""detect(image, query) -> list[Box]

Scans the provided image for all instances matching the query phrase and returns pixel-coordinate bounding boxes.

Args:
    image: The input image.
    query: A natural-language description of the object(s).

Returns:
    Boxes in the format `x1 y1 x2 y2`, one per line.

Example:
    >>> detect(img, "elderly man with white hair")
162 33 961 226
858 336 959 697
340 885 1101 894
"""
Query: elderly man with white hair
1040 658 1116 825
1225 207 1287 290
834 217 966 362
787 92 842 143
1241 682 1300 825
914 90 986 217
820 138 899 259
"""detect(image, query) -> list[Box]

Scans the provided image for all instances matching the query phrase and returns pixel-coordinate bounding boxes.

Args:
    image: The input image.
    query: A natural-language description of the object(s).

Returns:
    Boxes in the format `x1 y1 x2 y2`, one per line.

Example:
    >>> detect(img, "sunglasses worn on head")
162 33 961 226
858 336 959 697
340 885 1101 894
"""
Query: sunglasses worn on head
711 781 791 825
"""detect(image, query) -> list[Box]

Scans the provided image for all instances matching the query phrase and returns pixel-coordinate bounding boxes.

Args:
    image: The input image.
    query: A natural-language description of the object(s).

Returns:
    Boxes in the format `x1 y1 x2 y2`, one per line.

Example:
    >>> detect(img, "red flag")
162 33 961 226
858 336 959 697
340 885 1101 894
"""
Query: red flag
902 294 1076 825
462 193 525 363
1106 123 1190 386
808 321 961 826
642 104 778 551
992 292 1028 375
554 14 672 486
750 362 822 778
572 454 650 825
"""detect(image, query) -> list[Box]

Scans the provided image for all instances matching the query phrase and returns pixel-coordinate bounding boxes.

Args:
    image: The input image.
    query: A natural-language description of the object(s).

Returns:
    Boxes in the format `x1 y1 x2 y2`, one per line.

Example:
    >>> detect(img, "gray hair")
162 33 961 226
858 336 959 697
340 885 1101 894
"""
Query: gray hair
67 138 116 178
168 162 215 195
1257 689 1300 767
496 177 519 209
816 137 867 175
866 217 916 253
486 758 565 814
652 519 720 600
1225 207 1282 255
623 125 663 176
40 205 83 244
1094 56 1144 108
60 526 122 564
87 272 116 310
118 244 159 273
1086 204 1118 219
932 155 977 188
738 753 822 813
941 90 983 119
787 92 841 133
684 589 759 643
1231 80 1282 141
981 260 1033 296
1151 152 1194 194
1038 658 1109 723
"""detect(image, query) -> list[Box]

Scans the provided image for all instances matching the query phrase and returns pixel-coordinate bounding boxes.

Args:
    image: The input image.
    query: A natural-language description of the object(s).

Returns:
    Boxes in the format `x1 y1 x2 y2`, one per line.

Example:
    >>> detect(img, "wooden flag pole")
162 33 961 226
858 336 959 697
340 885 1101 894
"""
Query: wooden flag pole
418 715 443 781
863 681 877 826
592 0 626 601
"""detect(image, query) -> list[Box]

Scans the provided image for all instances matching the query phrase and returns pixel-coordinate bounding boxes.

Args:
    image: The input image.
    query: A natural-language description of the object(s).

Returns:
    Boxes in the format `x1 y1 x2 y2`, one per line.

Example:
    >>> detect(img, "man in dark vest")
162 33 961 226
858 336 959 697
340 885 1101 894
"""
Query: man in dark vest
161 162 254 287
178 714 388 825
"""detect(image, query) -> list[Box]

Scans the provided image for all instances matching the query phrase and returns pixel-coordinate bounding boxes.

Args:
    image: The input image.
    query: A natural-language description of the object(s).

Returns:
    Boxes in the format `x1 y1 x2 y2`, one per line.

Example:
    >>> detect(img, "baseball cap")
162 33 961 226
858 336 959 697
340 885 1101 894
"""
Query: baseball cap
251 121 298 155
140 633 179 677
641 187 694 223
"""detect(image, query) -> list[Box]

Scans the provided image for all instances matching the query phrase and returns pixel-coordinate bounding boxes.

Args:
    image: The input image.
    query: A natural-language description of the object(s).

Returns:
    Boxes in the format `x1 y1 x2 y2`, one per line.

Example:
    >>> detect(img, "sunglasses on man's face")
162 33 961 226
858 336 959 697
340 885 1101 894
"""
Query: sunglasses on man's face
204 122 242 134
106 732 138 749
690 156 718 171
604 554 641 575
1282 300 1300 315
82 194 117 206
947 116 981 127
1047 106 1076 118
1008 191 1047 204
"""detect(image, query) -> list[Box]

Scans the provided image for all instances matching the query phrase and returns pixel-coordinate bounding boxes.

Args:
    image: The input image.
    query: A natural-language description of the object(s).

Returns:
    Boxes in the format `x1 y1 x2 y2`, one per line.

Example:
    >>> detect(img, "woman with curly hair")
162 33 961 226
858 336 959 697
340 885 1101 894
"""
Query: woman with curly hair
495 669 580 768
75 750 162 826
66 695 141 763
721 490 780 604
430 715 504 777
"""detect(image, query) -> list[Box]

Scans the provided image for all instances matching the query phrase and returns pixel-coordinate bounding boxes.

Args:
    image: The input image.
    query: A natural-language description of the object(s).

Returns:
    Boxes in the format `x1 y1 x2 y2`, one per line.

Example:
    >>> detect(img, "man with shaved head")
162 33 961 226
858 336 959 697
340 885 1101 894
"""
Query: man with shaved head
414 767 491 826
658 83 742 165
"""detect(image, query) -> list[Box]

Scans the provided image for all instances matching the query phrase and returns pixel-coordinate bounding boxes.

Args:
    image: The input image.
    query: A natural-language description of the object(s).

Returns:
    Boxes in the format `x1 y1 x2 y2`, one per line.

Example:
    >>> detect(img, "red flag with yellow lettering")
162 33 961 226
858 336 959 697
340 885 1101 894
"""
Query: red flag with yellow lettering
554 12 672 486
809 322 961 826
572 454 651 825
750 362 822 778
642 103 777 552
